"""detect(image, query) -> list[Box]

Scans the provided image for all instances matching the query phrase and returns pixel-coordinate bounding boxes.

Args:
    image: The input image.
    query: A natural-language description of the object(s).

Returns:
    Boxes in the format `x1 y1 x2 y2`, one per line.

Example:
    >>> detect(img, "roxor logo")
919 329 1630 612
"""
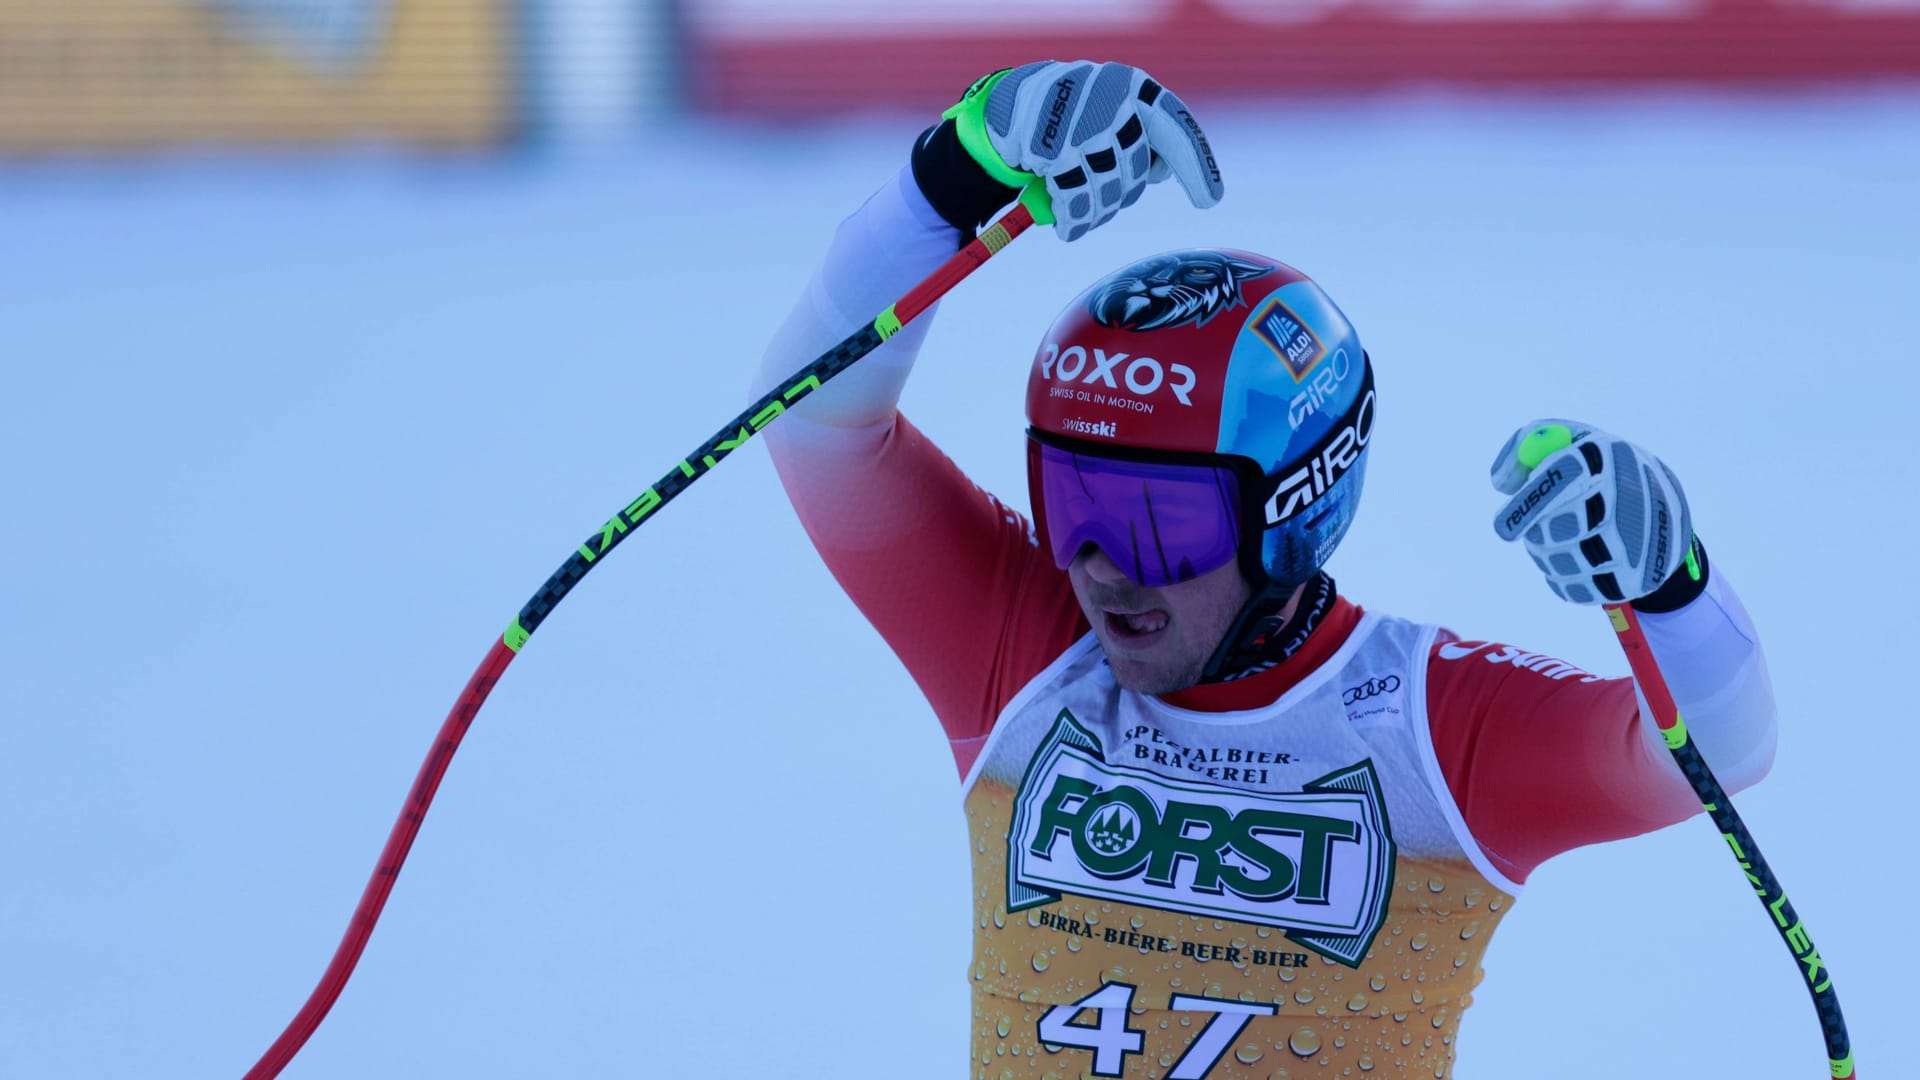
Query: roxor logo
1008 713 1395 967
1039 343 1198 406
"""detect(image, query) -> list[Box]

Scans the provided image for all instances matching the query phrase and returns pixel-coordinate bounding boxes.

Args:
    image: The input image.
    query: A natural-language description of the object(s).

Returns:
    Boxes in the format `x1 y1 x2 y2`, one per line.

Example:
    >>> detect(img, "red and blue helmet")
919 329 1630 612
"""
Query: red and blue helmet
1025 249 1373 590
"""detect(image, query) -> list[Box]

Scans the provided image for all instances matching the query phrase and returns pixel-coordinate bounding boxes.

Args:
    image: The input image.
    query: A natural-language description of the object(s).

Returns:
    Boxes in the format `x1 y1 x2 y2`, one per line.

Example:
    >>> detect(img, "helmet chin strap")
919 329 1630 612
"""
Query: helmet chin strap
1199 573 1337 683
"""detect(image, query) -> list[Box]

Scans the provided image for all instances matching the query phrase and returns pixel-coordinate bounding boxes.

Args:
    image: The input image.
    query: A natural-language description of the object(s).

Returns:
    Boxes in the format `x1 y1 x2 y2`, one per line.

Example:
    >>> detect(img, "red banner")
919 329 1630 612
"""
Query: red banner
687 0 1920 114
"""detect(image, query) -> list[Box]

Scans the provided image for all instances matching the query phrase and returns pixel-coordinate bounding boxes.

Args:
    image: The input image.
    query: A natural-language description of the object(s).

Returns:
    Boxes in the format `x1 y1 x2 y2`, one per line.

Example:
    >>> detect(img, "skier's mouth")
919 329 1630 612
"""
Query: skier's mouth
1104 607 1171 645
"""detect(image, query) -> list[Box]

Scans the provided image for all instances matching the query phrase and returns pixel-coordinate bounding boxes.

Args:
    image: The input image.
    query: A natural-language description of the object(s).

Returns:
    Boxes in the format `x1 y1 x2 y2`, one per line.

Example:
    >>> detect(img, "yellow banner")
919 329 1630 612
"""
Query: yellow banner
0 0 512 149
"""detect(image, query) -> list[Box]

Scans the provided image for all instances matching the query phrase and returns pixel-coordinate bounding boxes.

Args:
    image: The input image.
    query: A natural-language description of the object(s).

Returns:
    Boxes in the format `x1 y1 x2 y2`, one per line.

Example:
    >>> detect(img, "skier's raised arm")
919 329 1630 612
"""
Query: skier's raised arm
753 62 1221 758
1424 422 1777 886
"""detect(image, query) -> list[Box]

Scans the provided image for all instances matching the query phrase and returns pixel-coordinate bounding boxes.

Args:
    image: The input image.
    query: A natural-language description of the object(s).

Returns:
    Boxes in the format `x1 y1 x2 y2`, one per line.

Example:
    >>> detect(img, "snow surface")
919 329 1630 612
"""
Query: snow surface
4 88 1916 1078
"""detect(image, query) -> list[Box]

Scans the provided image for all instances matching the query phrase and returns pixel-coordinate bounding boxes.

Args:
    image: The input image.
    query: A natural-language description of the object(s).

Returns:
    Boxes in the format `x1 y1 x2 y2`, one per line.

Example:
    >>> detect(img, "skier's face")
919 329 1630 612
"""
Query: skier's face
1067 544 1253 694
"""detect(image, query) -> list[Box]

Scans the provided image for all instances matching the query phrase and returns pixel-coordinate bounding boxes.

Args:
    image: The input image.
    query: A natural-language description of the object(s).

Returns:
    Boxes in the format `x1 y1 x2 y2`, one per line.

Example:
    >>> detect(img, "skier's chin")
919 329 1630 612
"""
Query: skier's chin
1100 637 1208 696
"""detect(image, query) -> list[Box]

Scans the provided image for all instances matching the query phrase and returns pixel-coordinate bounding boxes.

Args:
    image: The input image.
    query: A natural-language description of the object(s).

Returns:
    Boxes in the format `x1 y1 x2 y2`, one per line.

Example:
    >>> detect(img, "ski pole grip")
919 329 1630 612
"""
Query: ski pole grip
893 204 1036 328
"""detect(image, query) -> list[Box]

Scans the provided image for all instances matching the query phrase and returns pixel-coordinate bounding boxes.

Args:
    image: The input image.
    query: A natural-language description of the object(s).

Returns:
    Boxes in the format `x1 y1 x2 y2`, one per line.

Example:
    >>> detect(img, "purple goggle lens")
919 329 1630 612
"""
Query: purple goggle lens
1031 440 1242 588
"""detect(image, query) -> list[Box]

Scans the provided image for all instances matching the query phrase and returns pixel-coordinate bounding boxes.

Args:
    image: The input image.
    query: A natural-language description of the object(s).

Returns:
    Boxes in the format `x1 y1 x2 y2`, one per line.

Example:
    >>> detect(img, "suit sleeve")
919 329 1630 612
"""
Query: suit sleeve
1427 568 1777 885
755 167 1086 775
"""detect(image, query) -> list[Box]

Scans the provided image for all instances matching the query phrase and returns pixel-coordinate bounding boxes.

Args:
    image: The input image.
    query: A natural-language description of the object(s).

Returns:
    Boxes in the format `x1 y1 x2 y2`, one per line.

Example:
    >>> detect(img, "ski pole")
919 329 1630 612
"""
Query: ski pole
241 206 1038 1079
1605 601 1854 1079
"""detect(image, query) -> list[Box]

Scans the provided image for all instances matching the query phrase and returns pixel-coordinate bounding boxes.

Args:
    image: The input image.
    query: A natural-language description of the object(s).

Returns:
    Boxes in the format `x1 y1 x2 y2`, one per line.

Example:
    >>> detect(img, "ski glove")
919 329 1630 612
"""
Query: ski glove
1490 420 1708 609
911 60 1223 242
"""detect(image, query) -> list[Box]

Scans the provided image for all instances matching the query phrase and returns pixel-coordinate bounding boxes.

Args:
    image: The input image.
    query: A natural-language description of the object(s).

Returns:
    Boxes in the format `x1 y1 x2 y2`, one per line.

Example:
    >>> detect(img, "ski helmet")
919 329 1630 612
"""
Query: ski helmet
1025 249 1374 591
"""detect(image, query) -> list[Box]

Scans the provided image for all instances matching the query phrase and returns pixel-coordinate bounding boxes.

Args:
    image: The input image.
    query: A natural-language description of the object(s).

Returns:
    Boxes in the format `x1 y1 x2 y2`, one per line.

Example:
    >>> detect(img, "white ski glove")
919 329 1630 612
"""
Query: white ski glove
1490 420 1701 606
912 60 1222 242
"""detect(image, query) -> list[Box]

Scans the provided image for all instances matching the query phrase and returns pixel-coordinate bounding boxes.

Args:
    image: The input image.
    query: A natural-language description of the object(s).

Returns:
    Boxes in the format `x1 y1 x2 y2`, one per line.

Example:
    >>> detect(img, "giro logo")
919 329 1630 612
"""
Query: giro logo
1008 713 1395 967
1039 343 1198 407
1265 385 1375 526
1340 675 1400 705
1288 348 1351 429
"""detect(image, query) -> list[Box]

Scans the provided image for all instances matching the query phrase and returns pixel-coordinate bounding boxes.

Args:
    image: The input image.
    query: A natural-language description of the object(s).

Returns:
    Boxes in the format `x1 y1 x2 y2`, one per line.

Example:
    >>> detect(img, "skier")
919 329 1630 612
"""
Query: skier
754 61 1775 1079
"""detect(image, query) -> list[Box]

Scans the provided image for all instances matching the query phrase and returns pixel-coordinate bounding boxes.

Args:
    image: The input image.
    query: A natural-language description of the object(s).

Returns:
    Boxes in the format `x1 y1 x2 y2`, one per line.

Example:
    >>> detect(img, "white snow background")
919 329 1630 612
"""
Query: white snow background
4 89 1916 1078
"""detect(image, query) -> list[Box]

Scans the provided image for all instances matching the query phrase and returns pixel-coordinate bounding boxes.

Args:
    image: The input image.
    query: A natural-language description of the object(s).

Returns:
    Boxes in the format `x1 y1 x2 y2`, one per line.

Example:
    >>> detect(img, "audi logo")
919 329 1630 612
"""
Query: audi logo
1341 675 1401 705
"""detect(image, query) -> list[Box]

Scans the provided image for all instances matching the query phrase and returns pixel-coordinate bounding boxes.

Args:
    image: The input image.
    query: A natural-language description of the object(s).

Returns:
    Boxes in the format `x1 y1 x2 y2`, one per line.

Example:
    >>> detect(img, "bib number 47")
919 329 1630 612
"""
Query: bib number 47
1036 982 1278 1078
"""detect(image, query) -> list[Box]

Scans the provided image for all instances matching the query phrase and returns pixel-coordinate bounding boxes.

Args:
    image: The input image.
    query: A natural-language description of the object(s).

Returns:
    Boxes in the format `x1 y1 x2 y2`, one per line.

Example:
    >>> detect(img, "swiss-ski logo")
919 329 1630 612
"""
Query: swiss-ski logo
1007 712 1396 967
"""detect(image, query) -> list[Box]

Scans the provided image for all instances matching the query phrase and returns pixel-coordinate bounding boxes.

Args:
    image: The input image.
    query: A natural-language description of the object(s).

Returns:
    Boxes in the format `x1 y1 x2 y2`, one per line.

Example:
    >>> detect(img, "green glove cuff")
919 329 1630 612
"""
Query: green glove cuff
942 70 1056 226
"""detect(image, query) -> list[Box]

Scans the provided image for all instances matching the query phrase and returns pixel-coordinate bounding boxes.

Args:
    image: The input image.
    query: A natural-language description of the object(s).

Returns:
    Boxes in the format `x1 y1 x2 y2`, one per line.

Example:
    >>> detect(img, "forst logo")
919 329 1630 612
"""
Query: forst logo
1029 775 1357 905
1038 342 1198 406
1009 714 1395 967
1082 801 1141 856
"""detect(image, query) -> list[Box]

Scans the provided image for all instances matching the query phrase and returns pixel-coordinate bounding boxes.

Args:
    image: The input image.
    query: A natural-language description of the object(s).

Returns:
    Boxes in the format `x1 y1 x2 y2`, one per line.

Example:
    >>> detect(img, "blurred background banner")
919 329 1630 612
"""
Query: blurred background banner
0 0 514 149
686 0 1920 114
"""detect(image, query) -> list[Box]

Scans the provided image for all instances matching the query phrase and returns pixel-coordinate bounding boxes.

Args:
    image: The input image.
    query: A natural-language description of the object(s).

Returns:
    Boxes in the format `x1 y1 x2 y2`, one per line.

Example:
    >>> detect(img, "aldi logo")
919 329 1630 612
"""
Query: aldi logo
1250 296 1326 380
1007 713 1395 967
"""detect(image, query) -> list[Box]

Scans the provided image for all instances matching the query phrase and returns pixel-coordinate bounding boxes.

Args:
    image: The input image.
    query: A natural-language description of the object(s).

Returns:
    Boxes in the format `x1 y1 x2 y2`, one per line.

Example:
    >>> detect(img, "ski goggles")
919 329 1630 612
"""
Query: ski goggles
1028 435 1245 588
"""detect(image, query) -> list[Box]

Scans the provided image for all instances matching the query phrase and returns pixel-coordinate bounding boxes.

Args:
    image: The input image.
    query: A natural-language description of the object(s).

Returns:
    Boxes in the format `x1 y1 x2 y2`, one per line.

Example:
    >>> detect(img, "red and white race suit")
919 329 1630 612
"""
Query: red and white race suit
754 168 1776 1079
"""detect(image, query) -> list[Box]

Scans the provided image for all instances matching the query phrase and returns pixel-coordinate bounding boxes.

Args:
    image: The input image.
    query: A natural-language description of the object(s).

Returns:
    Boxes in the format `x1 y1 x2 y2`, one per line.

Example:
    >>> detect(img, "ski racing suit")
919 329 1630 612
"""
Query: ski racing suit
755 168 1777 1079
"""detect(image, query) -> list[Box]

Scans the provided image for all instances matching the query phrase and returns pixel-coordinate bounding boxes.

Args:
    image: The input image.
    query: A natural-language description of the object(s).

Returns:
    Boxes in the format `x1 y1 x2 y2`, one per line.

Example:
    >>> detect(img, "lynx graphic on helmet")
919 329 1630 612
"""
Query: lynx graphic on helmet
1085 251 1274 331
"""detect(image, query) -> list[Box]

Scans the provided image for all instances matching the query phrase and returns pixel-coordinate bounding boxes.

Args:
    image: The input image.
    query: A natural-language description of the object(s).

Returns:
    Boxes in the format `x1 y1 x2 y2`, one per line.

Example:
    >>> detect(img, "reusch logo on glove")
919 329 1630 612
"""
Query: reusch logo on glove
1649 502 1674 581
1171 104 1221 186
1007 713 1395 968
1039 76 1078 154
1504 468 1563 532
1039 343 1198 408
